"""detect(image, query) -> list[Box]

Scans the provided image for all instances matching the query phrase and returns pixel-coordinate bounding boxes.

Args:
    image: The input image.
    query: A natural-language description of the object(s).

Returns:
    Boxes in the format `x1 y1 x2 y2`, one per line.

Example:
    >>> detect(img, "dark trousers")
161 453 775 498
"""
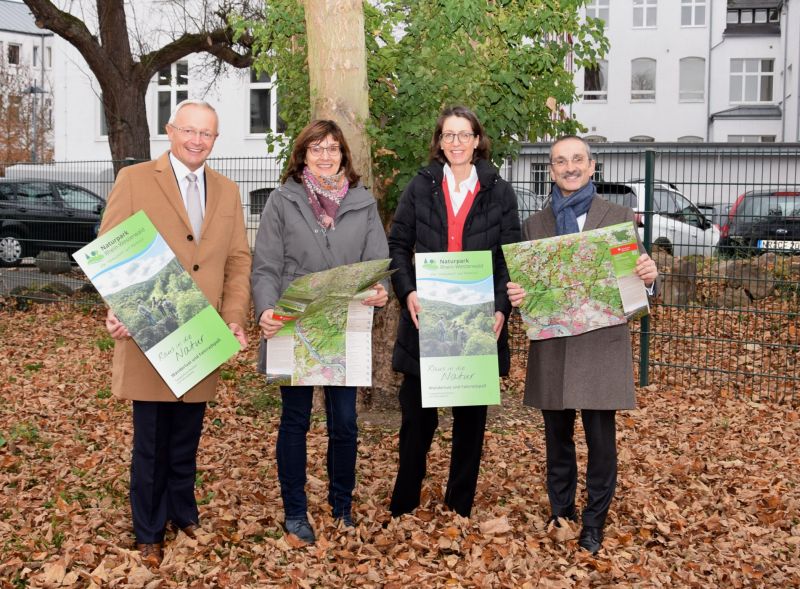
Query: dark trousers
276 386 357 520
130 400 206 544
542 409 617 529
390 375 487 518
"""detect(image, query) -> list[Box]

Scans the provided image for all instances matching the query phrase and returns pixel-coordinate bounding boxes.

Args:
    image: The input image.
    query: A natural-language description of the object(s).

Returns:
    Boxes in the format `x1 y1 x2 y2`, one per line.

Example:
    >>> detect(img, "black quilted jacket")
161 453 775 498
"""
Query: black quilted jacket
388 159 521 377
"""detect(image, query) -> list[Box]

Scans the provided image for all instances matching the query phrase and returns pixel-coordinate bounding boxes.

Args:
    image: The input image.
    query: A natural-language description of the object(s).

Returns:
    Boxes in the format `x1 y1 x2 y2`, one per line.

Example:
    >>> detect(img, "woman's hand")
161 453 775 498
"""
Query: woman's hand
362 283 389 308
635 253 658 288
492 311 505 341
406 291 422 329
259 309 285 340
507 281 526 308
105 309 130 340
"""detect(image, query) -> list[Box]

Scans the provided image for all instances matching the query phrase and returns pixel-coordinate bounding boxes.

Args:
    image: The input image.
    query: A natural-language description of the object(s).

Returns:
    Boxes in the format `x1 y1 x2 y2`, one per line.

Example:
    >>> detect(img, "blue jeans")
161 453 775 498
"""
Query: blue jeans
276 386 357 519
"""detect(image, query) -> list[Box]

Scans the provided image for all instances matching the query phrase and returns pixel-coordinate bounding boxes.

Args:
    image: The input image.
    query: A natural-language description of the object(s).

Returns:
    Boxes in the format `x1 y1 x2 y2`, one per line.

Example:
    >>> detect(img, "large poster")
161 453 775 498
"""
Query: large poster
73 210 240 397
503 221 649 341
265 259 394 386
416 251 500 408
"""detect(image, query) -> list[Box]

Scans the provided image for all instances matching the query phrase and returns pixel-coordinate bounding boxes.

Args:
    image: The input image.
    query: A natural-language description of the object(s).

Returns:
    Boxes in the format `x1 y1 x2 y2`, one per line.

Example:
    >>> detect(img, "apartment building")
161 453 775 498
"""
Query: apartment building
570 0 800 142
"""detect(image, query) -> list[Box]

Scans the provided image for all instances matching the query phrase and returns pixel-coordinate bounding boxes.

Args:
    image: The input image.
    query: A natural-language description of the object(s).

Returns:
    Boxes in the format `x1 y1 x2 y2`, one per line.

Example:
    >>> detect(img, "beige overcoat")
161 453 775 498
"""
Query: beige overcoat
98 152 251 402
522 197 645 411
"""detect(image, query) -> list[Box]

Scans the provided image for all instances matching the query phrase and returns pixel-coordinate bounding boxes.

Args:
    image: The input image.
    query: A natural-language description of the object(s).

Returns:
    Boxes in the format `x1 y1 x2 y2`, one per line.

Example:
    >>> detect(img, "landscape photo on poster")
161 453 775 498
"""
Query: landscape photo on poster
416 251 500 408
73 210 240 397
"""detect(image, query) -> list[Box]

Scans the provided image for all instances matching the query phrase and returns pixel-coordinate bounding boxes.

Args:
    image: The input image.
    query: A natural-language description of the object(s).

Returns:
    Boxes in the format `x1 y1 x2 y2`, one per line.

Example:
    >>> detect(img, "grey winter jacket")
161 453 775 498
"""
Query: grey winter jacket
251 178 389 372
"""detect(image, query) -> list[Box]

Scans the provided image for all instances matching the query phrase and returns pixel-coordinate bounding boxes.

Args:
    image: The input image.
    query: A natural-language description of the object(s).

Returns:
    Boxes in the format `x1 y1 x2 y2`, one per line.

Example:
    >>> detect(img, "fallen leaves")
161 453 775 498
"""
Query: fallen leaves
1 303 799 587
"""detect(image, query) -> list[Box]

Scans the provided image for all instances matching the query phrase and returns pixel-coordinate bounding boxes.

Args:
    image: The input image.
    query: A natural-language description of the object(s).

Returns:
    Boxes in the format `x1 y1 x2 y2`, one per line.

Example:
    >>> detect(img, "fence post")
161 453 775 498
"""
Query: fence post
639 149 655 386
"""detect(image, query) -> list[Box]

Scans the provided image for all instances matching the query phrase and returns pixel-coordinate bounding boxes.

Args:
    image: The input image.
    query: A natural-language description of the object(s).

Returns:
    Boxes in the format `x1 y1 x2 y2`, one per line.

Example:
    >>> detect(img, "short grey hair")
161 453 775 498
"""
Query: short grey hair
549 135 593 161
167 99 218 126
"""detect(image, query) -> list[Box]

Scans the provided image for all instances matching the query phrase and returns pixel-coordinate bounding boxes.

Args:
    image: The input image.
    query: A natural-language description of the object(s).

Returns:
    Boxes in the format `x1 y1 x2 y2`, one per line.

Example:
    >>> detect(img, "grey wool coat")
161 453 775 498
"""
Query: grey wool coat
251 178 389 373
522 195 648 411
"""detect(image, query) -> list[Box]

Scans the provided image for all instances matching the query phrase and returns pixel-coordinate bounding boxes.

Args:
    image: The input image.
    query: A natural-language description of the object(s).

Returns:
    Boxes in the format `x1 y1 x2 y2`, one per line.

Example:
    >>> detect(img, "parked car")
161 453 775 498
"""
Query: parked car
595 181 720 257
717 188 800 257
513 185 548 215
696 203 730 228
0 179 105 266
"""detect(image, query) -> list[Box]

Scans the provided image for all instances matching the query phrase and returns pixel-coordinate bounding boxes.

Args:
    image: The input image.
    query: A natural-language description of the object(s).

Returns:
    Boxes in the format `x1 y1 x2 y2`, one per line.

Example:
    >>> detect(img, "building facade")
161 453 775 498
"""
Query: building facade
571 0 800 142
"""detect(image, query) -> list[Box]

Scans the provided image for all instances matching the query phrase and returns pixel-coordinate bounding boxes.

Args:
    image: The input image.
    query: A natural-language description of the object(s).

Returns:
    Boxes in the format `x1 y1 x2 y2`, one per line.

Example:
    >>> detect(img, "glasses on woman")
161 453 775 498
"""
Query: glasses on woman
440 131 476 144
307 144 341 157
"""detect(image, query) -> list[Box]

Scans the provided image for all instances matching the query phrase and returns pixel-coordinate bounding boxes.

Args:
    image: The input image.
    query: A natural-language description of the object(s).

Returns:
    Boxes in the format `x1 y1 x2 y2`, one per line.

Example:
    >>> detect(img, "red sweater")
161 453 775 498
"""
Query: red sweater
442 178 480 252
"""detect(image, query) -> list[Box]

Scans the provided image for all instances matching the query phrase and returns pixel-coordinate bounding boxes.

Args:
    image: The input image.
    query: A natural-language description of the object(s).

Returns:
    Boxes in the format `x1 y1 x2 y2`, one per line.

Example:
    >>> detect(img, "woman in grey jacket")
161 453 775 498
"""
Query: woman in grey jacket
251 120 389 545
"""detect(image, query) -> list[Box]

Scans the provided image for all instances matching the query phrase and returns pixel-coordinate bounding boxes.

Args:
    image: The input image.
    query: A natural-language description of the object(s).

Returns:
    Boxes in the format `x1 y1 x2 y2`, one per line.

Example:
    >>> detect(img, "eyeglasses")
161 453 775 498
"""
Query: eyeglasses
168 124 218 141
441 132 477 144
550 155 589 168
307 144 341 156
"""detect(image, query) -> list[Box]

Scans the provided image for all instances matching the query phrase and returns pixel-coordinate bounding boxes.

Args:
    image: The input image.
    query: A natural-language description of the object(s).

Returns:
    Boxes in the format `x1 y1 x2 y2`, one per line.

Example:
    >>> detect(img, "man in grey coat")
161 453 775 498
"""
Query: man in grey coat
507 136 658 555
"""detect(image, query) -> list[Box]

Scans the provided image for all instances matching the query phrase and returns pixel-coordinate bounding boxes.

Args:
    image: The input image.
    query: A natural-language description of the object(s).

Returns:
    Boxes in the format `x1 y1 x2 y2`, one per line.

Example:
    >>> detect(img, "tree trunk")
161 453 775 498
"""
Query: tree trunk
102 80 151 173
304 0 372 187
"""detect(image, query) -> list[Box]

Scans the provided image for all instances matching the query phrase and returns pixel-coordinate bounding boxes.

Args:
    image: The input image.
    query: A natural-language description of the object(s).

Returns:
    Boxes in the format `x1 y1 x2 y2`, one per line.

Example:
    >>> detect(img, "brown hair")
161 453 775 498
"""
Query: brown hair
281 119 361 185
428 105 491 165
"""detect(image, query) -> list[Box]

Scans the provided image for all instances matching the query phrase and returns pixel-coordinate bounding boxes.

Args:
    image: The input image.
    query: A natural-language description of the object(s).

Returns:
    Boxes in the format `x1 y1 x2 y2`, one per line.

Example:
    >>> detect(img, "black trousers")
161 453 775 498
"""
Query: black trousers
390 375 487 518
130 400 206 543
542 409 617 529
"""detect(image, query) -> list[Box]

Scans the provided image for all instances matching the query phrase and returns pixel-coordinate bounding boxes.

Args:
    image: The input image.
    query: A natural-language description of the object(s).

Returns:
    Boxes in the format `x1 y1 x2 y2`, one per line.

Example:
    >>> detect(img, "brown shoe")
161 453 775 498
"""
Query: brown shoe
136 542 163 567
181 524 198 539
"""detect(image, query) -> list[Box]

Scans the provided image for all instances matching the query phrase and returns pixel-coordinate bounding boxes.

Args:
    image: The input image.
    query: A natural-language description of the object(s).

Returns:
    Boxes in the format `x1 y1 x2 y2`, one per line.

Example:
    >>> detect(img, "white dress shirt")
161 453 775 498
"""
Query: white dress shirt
169 152 207 217
443 163 479 215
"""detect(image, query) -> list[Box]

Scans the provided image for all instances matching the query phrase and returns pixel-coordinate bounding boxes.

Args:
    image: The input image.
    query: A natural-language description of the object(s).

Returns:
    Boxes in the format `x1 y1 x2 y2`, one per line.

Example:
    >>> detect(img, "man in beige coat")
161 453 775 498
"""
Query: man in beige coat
102 100 251 566
508 136 658 555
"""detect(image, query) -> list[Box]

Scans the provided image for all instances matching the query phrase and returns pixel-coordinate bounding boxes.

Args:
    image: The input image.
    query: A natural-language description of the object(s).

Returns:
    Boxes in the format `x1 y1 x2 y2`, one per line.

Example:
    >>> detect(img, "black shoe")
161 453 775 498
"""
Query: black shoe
336 514 355 528
578 526 604 555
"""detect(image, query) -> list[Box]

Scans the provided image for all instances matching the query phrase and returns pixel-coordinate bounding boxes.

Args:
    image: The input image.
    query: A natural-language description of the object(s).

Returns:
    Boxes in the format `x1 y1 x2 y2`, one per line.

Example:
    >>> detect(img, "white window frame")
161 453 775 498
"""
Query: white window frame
583 60 608 102
46 47 52 68
727 135 776 143
33 46 39 68
631 58 657 101
585 0 609 22
729 58 774 104
633 0 658 28
679 57 705 102
8 43 21 66
681 0 706 27
248 69 277 135
155 60 189 136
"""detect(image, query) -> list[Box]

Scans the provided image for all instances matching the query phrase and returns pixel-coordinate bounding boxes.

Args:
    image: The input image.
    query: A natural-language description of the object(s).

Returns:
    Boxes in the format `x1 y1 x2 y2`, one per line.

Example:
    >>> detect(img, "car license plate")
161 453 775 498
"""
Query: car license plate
758 239 800 251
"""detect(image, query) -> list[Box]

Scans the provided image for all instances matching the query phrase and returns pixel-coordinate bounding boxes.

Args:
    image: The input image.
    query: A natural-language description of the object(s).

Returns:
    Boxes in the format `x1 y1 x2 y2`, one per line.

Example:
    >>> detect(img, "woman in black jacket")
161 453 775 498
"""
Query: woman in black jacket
388 106 521 518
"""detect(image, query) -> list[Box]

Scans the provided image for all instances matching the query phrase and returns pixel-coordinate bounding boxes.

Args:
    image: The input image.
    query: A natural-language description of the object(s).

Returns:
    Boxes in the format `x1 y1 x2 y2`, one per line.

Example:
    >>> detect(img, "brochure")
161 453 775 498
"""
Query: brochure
72 210 240 397
416 251 500 408
503 221 649 341
265 258 394 386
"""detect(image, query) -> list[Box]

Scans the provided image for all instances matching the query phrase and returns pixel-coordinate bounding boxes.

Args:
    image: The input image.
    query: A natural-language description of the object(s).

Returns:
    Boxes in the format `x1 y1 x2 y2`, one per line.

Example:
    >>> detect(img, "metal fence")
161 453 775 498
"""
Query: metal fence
2 144 799 402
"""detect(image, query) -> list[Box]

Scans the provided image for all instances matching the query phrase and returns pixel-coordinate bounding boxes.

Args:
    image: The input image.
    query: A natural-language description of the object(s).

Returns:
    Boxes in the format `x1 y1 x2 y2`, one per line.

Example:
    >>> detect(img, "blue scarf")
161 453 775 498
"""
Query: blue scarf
550 180 596 236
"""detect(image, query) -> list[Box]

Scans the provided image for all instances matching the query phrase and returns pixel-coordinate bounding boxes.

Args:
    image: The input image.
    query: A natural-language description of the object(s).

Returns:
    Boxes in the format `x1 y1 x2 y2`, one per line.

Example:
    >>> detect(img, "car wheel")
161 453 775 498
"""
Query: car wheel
0 232 24 267
653 238 673 256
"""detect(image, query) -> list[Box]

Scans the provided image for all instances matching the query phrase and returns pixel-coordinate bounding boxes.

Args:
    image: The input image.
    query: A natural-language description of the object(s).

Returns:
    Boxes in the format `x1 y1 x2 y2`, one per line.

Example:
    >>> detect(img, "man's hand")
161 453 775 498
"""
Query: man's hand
492 311 505 341
406 291 422 329
362 283 389 308
635 253 658 287
105 309 131 340
507 282 526 308
259 309 285 340
228 322 248 349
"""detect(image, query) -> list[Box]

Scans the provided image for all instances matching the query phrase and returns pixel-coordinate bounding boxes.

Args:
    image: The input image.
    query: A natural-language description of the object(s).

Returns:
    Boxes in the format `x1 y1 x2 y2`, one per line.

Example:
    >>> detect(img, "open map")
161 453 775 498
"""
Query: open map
503 222 649 341
265 259 394 386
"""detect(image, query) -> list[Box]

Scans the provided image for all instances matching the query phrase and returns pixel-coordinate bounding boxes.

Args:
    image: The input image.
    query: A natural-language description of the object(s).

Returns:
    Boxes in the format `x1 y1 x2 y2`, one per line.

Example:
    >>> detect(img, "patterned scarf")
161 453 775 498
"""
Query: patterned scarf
302 166 349 229
550 180 596 235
